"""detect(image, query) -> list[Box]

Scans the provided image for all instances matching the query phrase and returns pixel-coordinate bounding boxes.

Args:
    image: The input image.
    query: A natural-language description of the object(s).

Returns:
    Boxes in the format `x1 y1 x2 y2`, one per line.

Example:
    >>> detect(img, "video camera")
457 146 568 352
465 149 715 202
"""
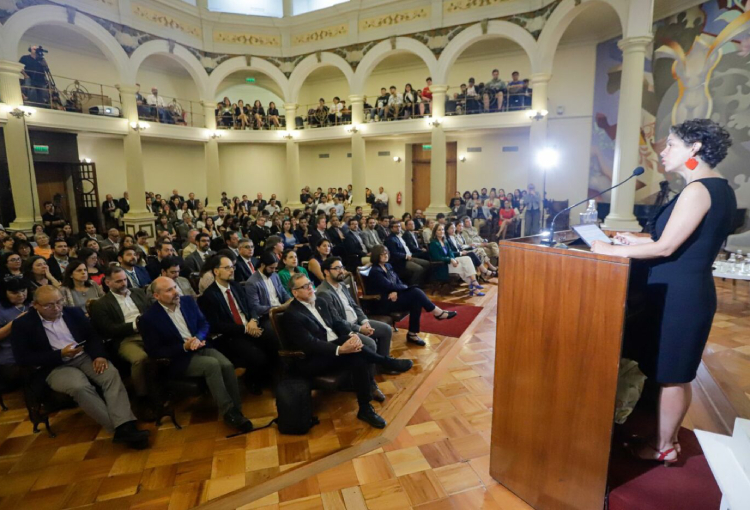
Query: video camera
30 46 49 58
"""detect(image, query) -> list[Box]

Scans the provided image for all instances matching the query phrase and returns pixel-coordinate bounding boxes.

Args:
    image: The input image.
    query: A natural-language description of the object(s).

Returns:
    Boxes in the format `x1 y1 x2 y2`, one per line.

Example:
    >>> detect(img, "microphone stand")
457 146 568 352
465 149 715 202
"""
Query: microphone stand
544 171 642 246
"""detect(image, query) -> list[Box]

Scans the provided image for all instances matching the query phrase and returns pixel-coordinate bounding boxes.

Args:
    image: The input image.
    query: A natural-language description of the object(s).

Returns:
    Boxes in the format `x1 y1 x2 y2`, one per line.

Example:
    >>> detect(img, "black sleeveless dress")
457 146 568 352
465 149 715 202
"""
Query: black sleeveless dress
640 178 736 383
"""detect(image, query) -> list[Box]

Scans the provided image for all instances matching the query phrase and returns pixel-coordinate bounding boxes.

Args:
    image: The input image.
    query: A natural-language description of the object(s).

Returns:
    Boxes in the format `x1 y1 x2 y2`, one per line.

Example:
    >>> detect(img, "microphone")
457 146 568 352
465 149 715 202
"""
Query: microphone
545 167 644 245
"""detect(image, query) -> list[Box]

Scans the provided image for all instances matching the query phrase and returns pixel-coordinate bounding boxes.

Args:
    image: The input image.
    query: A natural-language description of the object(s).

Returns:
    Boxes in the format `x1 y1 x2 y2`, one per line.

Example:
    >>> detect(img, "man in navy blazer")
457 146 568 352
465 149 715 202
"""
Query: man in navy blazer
140 277 252 433
118 246 152 289
233 238 257 283
343 218 370 266
384 220 428 285
197 255 274 394
11 285 149 448
282 273 413 429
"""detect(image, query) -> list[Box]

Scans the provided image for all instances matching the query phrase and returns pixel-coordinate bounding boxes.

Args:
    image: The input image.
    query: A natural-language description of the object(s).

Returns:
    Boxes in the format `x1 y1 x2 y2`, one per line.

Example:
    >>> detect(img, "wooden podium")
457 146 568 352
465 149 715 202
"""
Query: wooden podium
490 235 631 510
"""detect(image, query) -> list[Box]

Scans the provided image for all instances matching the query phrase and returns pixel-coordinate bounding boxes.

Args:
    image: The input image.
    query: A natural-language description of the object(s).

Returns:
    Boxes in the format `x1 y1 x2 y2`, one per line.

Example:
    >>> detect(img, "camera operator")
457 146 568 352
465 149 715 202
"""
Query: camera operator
19 46 50 107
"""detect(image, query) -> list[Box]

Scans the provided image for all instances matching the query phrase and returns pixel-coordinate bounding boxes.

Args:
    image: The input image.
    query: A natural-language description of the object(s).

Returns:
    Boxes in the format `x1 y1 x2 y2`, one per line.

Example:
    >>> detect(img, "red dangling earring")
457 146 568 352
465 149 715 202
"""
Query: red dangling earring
685 157 699 170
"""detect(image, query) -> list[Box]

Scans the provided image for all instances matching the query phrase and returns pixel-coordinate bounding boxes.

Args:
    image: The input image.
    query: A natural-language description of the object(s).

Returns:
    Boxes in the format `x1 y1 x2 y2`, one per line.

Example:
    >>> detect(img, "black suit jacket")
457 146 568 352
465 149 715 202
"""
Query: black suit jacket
326 227 346 247
89 289 149 344
118 198 130 214
413 218 426 231
11 307 107 375
102 200 117 218
343 231 367 262
186 199 200 210
247 224 270 249
308 229 329 250
281 299 351 358
47 255 68 281
403 230 427 256
375 225 388 242
234 256 257 283
384 233 409 272
146 255 188 280
198 281 253 339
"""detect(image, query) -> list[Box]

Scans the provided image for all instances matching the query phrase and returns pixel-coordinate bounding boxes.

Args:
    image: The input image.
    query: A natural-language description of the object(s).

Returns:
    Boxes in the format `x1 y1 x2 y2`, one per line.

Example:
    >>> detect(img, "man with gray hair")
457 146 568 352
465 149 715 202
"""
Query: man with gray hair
11 285 149 448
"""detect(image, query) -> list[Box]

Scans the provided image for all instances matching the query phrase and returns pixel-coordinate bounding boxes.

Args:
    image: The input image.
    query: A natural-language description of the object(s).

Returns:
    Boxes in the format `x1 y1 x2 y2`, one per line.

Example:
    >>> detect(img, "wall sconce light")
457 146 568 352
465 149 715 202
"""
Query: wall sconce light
129 121 149 131
209 130 222 140
459 155 466 162
345 125 360 134
426 116 442 127
7 106 32 119
280 131 295 140
393 156 401 162
80 157 92 164
526 109 549 121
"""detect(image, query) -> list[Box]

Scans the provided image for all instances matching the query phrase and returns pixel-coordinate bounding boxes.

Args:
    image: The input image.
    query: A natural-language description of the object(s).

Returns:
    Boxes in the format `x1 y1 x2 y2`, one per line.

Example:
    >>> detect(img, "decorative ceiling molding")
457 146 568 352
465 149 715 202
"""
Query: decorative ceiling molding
292 23 349 46
444 0 514 14
359 6 430 32
213 31 281 47
131 3 202 39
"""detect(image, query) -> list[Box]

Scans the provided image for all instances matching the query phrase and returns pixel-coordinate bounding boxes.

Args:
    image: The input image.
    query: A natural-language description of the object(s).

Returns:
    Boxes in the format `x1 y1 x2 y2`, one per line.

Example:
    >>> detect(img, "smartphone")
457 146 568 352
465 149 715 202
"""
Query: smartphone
75 340 87 347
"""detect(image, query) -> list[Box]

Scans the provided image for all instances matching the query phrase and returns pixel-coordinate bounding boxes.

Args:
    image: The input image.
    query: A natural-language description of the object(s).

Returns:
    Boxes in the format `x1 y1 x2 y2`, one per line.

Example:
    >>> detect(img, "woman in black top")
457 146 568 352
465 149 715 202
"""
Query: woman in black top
367 245 457 345
235 99 250 129
252 100 265 129
267 101 280 128
592 119 737 465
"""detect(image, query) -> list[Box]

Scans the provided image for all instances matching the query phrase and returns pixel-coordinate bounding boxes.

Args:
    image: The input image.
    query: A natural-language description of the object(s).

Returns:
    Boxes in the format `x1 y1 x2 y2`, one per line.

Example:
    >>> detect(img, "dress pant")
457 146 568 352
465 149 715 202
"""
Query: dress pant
385 288 435 334
183 348 240 416
46 353 136 433
215 334 272 386
401 258 430 286
526 209 540 236
358 319 392 358
117 335 149 396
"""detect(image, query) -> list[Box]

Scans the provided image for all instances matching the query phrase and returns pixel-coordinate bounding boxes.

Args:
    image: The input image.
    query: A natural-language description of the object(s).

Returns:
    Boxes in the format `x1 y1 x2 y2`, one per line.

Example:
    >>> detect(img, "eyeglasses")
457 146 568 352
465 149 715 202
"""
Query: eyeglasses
329 265 344 271
39 299 64 311
293 282 313 291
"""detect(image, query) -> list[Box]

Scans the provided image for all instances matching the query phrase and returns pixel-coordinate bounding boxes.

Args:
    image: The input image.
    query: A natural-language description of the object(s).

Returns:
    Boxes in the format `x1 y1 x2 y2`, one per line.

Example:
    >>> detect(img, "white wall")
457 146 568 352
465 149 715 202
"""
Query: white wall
299 142 351 188
78 135 127 200
218 143 289 203
454 131 530 193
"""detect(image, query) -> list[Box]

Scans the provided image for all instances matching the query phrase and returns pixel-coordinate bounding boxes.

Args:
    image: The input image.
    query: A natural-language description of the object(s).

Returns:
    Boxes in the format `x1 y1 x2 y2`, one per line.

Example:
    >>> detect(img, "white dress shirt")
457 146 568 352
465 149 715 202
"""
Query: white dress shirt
160 303 192 340
395 234 412 257
216 282 248 325
375 192 389 204
39 312 83 359
146 94 165 107
112 290 140 330
331 283 358 324
300 300 337 342
259 272 280 307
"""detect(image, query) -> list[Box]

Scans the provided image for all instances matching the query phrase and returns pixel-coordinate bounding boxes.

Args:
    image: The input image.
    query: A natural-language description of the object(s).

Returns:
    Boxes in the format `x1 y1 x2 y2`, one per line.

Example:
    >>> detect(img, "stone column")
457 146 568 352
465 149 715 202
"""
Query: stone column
203 101 223 212
349 95 367 210
118 84 156 238
603 36 652 232
425 85 450 217
0 60 41 230
528 72 551 233
284 103 303 208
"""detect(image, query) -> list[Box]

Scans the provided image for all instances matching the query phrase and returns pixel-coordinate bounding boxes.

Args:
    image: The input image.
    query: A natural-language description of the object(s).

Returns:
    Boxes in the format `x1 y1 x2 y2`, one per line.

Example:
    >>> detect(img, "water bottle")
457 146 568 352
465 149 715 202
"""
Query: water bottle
579 200 598 225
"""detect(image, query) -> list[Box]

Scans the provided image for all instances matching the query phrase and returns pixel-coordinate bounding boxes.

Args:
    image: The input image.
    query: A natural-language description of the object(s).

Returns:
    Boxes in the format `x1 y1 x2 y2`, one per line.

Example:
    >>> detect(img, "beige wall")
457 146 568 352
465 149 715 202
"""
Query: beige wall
78 135 127 200
218 143 289 203
299 142 351 189
454 131 530 194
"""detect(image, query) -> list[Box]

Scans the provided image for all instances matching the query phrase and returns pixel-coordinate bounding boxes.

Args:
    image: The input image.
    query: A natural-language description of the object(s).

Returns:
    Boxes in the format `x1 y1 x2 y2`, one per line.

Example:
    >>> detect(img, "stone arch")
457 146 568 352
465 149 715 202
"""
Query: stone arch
1 5 130 83
537 0 627 73
208 56 291 102
351 37 439 94
437 20 540 82
128 40 209 98
288 52 354 104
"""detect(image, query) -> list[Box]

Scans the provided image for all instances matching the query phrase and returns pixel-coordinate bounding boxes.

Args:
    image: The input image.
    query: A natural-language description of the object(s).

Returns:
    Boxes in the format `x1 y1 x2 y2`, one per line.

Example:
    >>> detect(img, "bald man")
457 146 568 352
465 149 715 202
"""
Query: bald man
140 277 252 433
11 286 149 448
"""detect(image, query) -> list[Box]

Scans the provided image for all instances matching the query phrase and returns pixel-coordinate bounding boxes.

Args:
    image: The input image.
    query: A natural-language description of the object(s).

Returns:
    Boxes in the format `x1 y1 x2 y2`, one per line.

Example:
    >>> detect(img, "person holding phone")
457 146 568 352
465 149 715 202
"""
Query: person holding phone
10 285 149 449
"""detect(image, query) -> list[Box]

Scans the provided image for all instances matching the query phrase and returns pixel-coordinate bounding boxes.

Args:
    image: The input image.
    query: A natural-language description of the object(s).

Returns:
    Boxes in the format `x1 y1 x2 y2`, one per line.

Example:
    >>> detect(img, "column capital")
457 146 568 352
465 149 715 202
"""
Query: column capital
617 35 653 53
348 95 364 104
284 102 298 111
530 72 552 85
116 84 139 95
431 84 448 95
0 60 25 76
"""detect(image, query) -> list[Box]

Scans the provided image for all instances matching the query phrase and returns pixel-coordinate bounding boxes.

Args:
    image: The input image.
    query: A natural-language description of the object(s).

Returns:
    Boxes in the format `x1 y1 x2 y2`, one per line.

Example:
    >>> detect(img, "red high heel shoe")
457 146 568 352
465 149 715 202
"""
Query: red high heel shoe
628 442 679 467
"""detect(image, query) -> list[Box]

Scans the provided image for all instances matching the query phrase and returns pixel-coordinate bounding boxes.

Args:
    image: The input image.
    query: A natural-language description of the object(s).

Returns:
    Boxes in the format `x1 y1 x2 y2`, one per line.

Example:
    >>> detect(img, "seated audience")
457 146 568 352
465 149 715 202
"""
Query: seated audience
343 218 369 266
446 223 492 284
247 215 270 249
118 247 152 289
100 228 121 251
34 233 52 259
373 187 389 218
77 248 104 286
146 240 185 280
234 238 257 283
384 220 429 286
497 200 517 239
0 279 30 392
198 256 273 394
308 216 329 250
80 222 104 242
90 266 152 414
460 216 499 263
11 285 149 448
422 218 436 246
283 273 412 429
47 238 70 281
154 256 196 298
24 255 61 290
360 217 382 253
367 245 457 346
278 249 310 290
185 233 214 274
60 260 105 310
429 224 484 296
403 219 428 258
142 277 252 432
14 239 35 261
1 253 24 290
307 238 333 287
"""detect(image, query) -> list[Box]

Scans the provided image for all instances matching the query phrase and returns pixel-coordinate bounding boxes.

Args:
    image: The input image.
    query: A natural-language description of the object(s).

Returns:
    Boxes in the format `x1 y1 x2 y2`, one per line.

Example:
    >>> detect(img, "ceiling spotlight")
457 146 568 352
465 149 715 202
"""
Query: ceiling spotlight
393 156 401 162
526 109 549 121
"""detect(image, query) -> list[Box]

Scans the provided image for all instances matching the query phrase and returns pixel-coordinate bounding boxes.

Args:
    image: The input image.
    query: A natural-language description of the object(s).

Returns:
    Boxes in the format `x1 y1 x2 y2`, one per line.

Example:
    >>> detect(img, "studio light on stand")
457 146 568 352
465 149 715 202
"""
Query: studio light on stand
535 147 559 245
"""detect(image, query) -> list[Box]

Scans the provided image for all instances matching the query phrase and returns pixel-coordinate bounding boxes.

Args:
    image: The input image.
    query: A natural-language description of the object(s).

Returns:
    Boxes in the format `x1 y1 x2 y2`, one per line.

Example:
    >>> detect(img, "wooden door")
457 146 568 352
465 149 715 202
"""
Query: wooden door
35 162 71 223
411 143 458 212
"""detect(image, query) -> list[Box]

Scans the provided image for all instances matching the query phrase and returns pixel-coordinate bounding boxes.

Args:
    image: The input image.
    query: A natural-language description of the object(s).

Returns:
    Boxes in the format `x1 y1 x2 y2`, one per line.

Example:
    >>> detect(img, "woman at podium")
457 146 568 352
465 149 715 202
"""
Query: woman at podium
592 119 736 465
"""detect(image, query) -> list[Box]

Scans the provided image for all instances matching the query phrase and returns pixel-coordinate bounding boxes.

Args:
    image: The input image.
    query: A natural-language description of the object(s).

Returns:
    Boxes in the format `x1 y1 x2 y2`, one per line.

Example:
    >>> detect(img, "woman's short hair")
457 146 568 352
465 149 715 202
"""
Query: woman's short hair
671 119 732 168
12 239 34 255
0 277 30 306
370 244 388 264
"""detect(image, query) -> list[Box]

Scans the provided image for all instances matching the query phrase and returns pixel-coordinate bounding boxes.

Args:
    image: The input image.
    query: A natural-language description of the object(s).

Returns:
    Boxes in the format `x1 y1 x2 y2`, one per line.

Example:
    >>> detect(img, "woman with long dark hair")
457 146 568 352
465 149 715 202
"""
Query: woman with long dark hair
592 119 737 465
23 255 61 290
60 259 104 311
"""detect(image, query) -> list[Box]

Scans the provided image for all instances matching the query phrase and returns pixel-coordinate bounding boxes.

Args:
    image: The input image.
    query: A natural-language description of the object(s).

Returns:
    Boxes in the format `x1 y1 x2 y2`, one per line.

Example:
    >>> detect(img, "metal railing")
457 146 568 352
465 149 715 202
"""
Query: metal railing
21 69 123 116
137 94 205 127
214 104 286 130
299 102 352 129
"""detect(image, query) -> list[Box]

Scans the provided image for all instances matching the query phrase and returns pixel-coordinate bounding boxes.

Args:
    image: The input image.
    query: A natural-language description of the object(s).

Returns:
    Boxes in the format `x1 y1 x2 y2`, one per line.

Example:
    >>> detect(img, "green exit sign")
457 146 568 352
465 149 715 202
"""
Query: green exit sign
422 144 432 150
245 77 256 83
33 145 49 155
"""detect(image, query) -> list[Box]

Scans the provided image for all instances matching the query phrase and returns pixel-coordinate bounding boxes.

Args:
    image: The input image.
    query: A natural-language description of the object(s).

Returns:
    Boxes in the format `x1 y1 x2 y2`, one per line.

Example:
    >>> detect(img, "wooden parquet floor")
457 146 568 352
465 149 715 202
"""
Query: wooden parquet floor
0 278 747 510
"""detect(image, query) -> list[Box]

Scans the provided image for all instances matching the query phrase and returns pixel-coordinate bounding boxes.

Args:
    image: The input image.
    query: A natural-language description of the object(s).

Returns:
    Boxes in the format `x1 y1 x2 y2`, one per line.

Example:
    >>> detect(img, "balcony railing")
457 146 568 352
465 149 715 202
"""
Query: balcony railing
214 105 286 130
137 94 205 127
21 70 123 117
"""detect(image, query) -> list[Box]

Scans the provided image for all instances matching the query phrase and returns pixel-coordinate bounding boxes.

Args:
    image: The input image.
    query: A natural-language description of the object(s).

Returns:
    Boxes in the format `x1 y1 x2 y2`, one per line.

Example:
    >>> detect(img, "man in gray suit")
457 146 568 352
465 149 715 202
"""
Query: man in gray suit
360 216 382 252
316 256 392 361
184 232 213 274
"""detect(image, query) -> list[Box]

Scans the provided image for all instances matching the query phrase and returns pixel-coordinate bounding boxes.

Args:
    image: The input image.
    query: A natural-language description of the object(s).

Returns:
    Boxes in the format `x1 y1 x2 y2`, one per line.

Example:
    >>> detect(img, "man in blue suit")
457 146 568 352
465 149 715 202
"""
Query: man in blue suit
118 246 152 289
140 277 252 433
243 251 292 320
384 220 429 285
198 255 273 394
11 286 149 448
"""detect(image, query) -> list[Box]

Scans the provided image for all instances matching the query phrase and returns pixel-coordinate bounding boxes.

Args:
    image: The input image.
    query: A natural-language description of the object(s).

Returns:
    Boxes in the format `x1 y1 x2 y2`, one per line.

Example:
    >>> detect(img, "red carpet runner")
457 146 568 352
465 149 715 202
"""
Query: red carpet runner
395 301 483 338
